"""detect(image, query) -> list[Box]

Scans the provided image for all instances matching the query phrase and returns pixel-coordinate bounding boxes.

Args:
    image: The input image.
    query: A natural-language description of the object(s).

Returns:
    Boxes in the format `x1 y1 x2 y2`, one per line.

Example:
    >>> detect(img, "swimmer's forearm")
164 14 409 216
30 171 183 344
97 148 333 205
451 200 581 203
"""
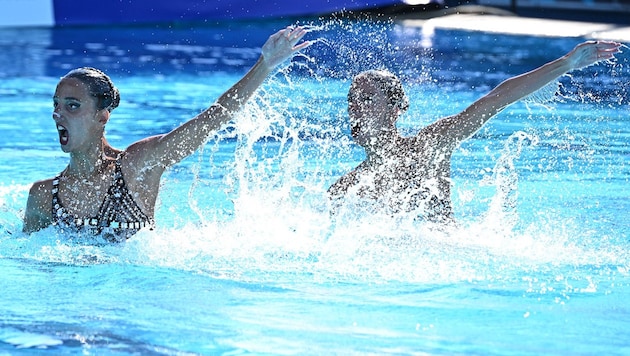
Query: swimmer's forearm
207 56 273 123
179 27 310 144
186 57 272 143
435 57 571 144
200 26 310 130
433 41 621 145
484 55 572 109
444 57 571 142
490 40 621 107
140 56 276 167
142 27 309 166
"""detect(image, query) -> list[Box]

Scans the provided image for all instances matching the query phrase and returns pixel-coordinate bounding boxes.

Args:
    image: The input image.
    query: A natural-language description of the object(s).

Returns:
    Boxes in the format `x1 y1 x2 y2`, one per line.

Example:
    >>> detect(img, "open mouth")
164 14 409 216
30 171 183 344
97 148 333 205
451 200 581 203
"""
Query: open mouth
57 124 69 145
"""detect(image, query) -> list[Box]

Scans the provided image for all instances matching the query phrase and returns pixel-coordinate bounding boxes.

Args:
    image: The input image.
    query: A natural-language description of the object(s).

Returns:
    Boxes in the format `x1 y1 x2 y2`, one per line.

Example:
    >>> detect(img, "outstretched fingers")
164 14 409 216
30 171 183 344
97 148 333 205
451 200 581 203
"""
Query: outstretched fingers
571 40 623 69
261 26 312 69
594 40 622 60
284 27 307 45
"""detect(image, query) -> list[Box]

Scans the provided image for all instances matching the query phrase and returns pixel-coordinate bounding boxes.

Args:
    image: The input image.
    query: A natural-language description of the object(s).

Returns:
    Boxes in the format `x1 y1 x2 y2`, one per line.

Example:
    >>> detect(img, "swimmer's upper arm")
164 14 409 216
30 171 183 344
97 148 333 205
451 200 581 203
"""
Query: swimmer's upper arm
426 51 581 147
422 91 508 150
124 104 228 170
23 180 53 234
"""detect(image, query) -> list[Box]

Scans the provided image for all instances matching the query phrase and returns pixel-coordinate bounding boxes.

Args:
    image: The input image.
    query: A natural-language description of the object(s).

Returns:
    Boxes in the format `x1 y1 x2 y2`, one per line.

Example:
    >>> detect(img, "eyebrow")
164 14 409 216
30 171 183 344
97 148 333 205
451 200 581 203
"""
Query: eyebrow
53 95 81 101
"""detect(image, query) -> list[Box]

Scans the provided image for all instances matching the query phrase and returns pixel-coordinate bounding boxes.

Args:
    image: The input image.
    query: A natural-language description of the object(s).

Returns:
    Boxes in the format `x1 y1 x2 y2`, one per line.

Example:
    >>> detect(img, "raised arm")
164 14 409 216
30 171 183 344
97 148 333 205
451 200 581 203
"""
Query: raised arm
426 40 622 148
133 27 310 168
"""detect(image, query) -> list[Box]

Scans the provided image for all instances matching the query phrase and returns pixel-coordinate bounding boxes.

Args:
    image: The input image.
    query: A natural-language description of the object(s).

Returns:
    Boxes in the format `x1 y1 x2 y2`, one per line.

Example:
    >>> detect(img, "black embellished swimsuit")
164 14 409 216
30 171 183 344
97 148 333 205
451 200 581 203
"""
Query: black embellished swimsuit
52 156 154 241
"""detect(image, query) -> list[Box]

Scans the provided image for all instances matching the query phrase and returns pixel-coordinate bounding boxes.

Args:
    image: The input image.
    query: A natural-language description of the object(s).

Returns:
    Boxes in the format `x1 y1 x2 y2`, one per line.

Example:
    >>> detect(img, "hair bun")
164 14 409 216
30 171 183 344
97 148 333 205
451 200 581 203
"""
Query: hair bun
63 67 120 112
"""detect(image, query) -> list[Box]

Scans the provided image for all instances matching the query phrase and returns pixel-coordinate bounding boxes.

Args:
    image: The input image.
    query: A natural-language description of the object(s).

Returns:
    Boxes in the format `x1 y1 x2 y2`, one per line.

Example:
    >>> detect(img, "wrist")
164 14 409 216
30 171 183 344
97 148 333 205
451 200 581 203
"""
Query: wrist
557 54 576 72
257 55 276 75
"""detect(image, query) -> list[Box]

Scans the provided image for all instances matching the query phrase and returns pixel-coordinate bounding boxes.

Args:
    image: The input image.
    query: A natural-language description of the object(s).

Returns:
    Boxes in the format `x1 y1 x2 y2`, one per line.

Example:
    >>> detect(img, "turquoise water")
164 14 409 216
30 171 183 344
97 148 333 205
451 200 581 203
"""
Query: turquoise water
1 19 629 355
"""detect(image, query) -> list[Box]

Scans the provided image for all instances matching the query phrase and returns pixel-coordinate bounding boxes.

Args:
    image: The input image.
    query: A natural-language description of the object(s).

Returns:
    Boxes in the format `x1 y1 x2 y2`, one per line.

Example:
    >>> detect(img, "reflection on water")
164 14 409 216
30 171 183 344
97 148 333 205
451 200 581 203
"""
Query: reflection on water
0 28 51 77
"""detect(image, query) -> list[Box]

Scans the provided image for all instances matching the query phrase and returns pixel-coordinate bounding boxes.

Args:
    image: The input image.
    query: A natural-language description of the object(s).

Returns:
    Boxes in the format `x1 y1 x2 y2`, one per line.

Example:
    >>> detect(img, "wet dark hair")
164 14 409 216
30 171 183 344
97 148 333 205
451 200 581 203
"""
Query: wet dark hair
351 70 410 113
63 67 120 112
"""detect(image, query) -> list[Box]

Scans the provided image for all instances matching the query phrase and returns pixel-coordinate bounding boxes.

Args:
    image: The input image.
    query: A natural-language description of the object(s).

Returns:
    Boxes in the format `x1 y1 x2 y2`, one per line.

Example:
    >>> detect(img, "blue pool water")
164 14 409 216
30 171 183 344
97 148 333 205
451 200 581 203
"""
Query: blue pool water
0 18 629 355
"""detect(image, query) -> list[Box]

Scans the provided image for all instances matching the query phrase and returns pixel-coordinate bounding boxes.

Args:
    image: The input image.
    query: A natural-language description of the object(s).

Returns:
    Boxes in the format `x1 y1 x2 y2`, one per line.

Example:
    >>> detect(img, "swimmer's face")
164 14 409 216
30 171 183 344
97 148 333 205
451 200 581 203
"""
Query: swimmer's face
53 78 107 153
347 76 396 147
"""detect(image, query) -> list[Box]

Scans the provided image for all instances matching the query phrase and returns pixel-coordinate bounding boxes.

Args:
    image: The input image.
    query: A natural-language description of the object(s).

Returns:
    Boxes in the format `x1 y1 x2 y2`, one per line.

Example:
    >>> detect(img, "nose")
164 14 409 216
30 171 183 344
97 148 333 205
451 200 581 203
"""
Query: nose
348 100 359 116
52 112 61 120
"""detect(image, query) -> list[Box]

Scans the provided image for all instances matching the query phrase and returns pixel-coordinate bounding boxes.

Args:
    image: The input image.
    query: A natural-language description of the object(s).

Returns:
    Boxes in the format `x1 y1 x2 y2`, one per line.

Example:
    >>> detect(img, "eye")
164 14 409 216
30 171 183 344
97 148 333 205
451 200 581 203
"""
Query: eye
67 101 80 110
349 94 372 104
360 95 373 103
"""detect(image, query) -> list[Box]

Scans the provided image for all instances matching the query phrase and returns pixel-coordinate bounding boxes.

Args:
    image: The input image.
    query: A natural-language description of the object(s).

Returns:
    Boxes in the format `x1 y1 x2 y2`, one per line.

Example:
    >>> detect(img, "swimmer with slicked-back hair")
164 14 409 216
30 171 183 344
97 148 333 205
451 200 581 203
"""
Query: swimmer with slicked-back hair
23 27 310 241
328 40 622 224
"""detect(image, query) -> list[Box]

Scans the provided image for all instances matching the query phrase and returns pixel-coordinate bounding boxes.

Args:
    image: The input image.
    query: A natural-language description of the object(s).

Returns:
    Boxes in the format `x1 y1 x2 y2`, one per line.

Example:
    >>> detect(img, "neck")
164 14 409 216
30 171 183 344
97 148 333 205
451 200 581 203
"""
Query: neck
365 149 386 166
364 130 398 166
66 141 106 177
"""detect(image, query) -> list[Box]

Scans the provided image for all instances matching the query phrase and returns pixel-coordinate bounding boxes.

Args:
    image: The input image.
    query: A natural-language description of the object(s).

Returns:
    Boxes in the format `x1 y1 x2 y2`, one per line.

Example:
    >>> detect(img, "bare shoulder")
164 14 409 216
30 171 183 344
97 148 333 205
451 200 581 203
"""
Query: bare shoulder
328 171 355 197
417 114 454 139
414 115 461 152
117 135 167 174
122 134 173 170
28 178 53 201
23 178 54 233
123 134 162 160
117 137 168 215
328 166 362 197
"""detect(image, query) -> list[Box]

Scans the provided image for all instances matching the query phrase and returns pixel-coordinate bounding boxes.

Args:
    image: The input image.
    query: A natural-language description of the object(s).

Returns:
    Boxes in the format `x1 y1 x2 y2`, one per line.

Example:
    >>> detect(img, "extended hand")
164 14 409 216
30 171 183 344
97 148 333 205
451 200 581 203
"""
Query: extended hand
568 40 622 70
261 26 311 69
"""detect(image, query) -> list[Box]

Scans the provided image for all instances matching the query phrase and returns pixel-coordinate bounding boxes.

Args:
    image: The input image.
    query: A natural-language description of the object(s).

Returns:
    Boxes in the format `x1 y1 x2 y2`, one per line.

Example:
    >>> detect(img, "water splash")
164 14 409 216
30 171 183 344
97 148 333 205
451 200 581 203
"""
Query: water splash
481 131 538 232
1 19 628 292
522 80 562 106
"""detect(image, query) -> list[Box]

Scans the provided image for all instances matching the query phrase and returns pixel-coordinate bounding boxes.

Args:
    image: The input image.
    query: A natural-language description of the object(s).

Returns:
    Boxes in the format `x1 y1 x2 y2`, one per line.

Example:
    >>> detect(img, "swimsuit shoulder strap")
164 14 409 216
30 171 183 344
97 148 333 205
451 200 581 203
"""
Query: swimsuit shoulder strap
51 173 63 216
112 152 126 187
